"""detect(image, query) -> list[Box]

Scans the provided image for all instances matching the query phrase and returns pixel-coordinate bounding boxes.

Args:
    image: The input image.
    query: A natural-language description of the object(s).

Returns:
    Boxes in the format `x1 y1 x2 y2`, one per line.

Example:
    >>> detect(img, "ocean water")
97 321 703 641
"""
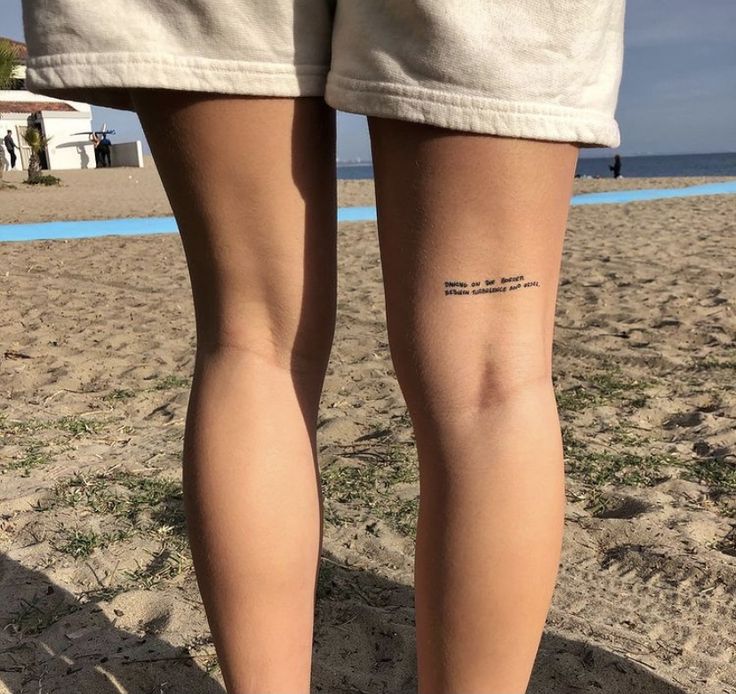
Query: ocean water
337 152 736 180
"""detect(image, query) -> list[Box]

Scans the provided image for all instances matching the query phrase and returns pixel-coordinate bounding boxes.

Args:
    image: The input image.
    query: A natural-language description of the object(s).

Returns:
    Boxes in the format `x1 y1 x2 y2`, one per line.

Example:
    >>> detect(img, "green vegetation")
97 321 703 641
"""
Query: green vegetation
3 444 50 476
51 469 184 533
682 456 736 498
56 415 106 436
563 426 677 488
321 441 419 537
103 388 137 401
555 366 652 413
6 592 79 637
152 375 191 390
22 174 61 186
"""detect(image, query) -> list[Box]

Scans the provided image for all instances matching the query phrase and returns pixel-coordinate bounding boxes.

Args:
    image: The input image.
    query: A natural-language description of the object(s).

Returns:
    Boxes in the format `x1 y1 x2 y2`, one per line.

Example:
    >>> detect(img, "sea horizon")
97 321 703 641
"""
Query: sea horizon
337 151 736 179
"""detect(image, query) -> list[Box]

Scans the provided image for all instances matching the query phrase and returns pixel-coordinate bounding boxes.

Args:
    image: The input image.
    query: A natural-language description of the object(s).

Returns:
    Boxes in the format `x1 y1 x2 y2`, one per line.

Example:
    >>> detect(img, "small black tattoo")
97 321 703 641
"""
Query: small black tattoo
444 275 541 296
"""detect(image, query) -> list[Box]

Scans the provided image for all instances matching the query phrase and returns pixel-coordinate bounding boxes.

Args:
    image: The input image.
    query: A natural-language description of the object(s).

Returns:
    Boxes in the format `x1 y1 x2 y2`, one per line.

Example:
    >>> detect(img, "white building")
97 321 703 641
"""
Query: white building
1 37 143 171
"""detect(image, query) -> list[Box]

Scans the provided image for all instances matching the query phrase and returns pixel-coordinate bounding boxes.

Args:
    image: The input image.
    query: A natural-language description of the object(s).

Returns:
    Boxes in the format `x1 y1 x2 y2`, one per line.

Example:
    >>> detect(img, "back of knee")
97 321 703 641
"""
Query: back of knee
392 341 553 420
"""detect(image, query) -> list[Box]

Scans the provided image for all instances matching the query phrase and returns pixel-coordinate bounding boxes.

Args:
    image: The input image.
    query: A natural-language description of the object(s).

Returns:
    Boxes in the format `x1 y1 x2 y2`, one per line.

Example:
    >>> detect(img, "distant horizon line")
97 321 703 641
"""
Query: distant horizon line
336 150 736 165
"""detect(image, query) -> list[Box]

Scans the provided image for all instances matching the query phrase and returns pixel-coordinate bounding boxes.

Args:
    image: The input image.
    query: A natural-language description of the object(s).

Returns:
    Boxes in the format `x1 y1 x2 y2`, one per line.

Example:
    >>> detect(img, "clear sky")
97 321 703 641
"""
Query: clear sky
3 0 735 160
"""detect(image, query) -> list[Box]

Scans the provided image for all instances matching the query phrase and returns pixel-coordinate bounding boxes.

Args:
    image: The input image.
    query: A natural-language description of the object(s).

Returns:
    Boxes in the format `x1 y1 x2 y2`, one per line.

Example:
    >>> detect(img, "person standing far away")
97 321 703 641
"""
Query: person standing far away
4 129 17 170
99 133 112 167
610 153 622 178
90 132 101 167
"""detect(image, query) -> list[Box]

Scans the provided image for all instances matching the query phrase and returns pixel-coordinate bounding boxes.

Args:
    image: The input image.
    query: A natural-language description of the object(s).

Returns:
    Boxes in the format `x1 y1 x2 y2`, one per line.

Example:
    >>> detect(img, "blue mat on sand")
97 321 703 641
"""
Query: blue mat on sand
2 180 735 242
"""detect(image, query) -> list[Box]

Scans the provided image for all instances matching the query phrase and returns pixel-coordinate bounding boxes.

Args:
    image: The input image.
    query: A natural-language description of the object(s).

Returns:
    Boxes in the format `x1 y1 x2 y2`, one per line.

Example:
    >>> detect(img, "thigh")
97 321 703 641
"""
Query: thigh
130 90 338 372
367 117 578 416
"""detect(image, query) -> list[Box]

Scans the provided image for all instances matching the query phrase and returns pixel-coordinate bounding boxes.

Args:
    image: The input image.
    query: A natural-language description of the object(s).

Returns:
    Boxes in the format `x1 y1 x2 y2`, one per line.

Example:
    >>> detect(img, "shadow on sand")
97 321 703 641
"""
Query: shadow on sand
0 550 688 694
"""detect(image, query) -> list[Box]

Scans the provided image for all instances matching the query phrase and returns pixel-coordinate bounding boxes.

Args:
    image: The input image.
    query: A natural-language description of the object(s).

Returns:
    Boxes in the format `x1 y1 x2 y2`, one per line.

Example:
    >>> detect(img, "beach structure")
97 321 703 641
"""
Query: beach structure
0 37 143 170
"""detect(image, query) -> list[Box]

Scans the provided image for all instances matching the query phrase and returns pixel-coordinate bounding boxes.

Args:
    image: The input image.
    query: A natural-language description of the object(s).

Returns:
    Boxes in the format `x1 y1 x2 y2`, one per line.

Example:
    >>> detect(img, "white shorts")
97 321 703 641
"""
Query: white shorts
21 0 626 147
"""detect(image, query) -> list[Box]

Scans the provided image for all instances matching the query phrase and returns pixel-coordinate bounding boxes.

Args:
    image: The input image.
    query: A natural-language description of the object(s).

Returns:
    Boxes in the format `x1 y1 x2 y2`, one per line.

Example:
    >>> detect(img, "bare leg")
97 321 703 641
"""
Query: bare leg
130 90 336 693
367 118 578 694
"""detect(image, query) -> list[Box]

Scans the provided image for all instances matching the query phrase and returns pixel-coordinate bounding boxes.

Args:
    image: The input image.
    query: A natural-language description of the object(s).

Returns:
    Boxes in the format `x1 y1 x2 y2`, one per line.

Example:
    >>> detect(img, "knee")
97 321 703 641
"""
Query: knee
391 338 553 420
195 307 335 377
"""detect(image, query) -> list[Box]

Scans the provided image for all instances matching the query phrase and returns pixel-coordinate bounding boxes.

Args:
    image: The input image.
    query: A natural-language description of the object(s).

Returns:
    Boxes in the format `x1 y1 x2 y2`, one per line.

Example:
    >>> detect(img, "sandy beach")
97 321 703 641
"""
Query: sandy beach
0 157 735 693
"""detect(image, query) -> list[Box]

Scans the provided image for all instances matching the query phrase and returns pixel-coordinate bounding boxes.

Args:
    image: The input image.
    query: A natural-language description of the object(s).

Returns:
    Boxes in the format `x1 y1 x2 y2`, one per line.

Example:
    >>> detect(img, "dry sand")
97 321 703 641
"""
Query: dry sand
0 159 735 693
1 154 734 223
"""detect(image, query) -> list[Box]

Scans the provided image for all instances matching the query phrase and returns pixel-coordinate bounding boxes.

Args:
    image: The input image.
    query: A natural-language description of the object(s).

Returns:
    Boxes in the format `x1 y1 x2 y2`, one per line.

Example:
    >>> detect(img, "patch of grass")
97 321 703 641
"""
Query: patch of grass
7 593 80 637
51 469 185 535
23 174 61 186
321 442 418 536
682 456 736 495
46 471 190 592
103 388 137 401
53 525 134 558
3 443 50 476
152 375 191 390
55 415 106 436
563 426 677 492
322 446 416 503
122 542 190 589
316 559 338 600
203 656 220 675
0 416 47 435
381 497 419 537
589 370 640 397
1 415 112 439
714 526 736 557
607 425 650 448
55 528 104 558
693 357 736 371
555 385 599 412
556 368 651 413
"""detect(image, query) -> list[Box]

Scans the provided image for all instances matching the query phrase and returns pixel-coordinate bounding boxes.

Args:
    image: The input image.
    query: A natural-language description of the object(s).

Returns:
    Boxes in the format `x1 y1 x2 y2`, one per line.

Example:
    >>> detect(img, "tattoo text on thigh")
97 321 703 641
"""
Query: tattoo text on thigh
444 275 541 296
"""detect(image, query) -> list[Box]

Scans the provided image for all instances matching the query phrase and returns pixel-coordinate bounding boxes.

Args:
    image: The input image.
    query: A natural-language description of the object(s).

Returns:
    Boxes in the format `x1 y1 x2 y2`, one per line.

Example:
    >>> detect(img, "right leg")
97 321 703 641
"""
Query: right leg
130 89 337 693
368 116 578 694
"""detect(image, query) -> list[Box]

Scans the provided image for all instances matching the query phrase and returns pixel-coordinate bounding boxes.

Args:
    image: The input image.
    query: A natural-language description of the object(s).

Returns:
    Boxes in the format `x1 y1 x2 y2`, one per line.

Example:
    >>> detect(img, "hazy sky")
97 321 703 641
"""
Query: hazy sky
4 0 735 159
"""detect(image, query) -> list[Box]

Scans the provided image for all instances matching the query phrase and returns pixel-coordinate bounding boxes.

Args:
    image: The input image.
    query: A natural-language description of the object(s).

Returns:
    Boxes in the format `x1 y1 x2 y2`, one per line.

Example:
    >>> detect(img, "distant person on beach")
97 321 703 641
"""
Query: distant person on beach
610 153 622 178
99 134 112 167
4 130 17 170
22 1 626 692
90 132 101 167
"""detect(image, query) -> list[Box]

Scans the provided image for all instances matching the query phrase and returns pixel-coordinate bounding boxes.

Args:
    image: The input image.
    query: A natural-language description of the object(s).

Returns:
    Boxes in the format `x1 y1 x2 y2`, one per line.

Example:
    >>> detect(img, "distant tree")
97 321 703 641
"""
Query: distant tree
0 39 20 89
0 39 22 182
22 126 54 183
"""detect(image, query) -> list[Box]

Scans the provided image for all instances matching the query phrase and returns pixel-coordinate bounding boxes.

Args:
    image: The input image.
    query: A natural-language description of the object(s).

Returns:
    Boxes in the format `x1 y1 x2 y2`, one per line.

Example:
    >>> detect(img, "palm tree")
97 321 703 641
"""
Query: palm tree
1 39 22 181
22 126 53 183
0 38 19 89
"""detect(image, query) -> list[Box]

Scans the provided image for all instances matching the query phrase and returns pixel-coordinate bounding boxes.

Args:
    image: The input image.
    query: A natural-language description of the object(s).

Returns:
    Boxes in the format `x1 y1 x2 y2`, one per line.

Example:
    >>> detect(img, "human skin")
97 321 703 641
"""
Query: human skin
130 88 577 694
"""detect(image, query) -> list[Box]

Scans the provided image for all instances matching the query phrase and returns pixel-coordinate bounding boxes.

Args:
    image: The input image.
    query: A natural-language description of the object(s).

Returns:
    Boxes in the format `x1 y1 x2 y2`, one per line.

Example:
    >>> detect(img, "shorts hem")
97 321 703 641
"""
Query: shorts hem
324 73 621 148
24 52 329 112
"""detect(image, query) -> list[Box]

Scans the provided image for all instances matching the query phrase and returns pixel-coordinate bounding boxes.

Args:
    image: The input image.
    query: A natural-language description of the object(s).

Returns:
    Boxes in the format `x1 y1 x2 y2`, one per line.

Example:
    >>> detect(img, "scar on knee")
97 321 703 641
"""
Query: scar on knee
443 275 541 296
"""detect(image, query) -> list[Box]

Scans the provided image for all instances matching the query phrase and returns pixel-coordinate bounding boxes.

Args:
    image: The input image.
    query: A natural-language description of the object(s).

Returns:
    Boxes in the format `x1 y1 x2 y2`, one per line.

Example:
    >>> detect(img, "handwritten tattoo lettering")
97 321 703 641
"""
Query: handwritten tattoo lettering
444 275 541 296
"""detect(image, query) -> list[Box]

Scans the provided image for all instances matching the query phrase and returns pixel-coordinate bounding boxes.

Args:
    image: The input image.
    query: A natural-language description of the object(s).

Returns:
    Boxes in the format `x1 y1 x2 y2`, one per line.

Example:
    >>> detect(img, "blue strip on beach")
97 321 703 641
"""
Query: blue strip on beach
2 180 735 242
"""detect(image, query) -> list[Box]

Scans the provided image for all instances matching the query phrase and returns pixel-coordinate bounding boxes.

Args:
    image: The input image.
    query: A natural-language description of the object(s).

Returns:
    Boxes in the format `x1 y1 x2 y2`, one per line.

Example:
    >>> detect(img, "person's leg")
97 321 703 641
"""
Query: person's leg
367 117 578 694
130 89 337 693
